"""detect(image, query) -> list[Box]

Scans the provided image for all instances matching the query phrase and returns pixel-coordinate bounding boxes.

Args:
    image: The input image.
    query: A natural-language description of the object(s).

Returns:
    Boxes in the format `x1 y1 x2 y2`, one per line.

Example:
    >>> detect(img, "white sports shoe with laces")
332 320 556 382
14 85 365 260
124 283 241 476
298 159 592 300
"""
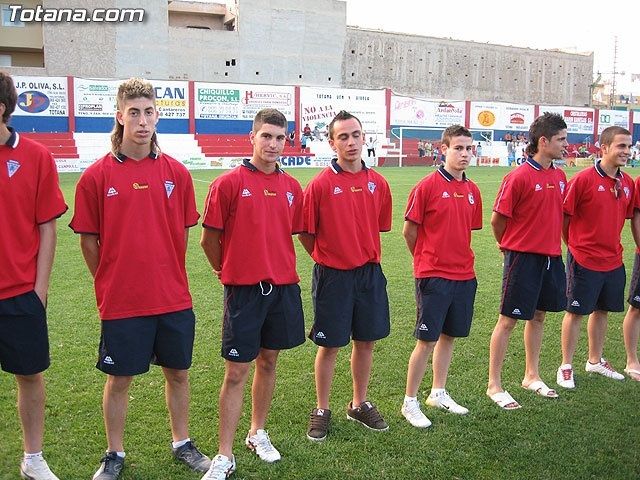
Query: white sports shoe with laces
245 429 281 463
426 390 469 415
20 455 60 480
200 454 236 480
401 398 432 428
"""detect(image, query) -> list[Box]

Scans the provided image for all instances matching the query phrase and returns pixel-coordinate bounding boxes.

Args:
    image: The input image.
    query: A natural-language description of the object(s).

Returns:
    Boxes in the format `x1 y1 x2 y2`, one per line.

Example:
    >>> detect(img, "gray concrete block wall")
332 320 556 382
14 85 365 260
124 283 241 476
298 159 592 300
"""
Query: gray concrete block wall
343 28 593 106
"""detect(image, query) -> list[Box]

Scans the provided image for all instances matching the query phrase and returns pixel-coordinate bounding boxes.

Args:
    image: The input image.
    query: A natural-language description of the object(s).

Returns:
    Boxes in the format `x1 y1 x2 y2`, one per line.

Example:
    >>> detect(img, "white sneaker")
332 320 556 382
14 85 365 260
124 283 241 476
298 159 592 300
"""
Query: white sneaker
557 364 575 389
585 358 625 380
245 429 281 463
200 454 236 480
20 456 60 480
426 390 469 415
401 398 432 428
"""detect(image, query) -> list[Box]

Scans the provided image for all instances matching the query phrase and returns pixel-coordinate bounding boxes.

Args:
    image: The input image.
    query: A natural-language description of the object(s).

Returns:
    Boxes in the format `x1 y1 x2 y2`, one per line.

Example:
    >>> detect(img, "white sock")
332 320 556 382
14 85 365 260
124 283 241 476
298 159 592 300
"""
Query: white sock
24 452 43 462
109 451 126 458
430 388 445 396
404 395 417 403
172 438 190 449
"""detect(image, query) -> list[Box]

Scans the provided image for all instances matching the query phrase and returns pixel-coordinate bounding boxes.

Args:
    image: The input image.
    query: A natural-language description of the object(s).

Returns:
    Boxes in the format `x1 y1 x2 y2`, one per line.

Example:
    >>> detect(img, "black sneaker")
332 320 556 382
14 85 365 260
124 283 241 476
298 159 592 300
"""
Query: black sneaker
346 401 389 431
92 452 124 480
172 440 212 473
307 408 331 441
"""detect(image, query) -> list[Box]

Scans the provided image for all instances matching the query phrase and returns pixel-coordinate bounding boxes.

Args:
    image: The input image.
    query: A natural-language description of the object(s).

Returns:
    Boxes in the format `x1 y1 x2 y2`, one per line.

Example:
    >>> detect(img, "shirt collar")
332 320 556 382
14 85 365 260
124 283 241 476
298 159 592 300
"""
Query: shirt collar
241 158 282 173
4 126 19 148
594 160 622 179
437 165 467 182
113 150 159 163
330 158 368 174
526 157 556 171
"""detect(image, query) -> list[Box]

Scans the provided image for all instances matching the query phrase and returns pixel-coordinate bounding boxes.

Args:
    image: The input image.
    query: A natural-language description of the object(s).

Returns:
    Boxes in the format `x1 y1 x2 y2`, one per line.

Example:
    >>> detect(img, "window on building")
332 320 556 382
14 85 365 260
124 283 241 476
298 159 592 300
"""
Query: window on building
1 4 25 27
0 54 11 66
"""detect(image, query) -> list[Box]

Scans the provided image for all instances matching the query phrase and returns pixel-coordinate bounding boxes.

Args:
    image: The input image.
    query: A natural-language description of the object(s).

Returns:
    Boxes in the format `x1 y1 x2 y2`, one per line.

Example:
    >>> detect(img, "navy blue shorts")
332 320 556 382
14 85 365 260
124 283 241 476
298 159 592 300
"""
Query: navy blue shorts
566 251 625 314
628 254 640 309
309 263 390 347
500 250 566 320
222 283 305 362
97 308 195 376
0 290 50 375
414 277 477 341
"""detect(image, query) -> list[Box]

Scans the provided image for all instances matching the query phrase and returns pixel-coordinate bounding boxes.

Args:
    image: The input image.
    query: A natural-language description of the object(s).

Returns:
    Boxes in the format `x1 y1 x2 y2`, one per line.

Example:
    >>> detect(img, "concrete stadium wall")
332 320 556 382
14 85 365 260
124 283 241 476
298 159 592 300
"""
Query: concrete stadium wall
343 28 593 106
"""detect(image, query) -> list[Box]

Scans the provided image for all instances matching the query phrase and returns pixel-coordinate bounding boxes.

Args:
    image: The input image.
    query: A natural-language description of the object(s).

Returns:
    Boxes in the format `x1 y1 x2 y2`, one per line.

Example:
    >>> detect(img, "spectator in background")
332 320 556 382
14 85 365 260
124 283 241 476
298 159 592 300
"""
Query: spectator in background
417 139 425 158
366 136 377 158
288 130 295 147
301 133 308 152
303 123 311 137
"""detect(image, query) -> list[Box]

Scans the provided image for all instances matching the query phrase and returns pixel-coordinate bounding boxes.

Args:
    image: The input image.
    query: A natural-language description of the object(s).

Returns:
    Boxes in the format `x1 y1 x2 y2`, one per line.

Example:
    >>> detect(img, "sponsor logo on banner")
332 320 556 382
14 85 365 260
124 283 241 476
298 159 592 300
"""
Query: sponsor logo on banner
478 110 496 127
510 113 525 124
17 91 50 113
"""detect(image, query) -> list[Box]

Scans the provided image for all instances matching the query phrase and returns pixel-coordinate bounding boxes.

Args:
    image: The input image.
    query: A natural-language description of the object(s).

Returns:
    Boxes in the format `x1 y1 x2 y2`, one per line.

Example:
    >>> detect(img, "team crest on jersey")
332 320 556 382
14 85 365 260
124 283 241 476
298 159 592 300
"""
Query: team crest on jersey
468 192 475 204
164 180 175 198
286 191 294 206
624 186 630 198
6 159 20 178
368 181 376 193
559 181 565 194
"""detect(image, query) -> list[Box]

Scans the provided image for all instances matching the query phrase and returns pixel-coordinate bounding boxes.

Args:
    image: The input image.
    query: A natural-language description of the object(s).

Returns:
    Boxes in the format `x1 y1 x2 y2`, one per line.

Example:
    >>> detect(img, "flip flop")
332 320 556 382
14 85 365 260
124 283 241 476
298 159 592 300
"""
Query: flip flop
488 391 522 410
522 380 559 398
624 368 640 382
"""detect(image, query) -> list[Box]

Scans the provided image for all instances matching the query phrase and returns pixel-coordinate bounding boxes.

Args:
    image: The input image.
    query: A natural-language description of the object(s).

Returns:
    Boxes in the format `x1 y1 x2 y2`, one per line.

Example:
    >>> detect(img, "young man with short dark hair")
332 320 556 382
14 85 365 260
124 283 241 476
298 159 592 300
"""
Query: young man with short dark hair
200 108 305 479
0 71 67 480
557 126 634 388
401 125 482 427
70 78 208 480
487 112 568 410
300 110 392 441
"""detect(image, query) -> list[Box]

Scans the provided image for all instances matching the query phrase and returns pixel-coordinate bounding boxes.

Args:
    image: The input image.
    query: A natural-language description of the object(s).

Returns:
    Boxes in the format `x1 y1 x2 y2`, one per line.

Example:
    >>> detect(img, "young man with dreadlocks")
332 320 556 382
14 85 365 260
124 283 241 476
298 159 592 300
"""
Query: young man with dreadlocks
70 78 210 480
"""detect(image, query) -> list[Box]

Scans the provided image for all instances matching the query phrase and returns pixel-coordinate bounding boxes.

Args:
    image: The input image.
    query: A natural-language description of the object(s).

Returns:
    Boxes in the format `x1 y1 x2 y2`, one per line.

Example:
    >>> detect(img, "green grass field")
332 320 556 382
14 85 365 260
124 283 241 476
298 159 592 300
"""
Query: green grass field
1 166 639 480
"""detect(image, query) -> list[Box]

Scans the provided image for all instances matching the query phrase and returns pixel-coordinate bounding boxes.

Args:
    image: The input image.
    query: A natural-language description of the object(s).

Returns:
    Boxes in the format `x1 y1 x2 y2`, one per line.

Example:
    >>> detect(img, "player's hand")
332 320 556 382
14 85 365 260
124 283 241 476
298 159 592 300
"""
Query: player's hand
34 287 48 308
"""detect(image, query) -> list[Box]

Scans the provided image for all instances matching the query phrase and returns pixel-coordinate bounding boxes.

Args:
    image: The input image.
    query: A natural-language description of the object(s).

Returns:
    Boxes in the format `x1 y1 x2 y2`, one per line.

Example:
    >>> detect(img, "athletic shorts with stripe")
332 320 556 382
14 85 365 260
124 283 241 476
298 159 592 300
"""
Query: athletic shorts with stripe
414 277 477 342
500 250 566 320
222 283 305 362
309 263 390 347
0 290 50 375
566 250 625 315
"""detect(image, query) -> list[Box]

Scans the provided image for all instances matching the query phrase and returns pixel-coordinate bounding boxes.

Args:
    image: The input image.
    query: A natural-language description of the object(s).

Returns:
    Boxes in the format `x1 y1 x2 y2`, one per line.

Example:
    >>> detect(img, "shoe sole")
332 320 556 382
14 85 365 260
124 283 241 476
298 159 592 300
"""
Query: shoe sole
425 400 469 415
306 433 327 442
245 442 281 463
346 413 389 431
585 370 624 380
20 469 34 480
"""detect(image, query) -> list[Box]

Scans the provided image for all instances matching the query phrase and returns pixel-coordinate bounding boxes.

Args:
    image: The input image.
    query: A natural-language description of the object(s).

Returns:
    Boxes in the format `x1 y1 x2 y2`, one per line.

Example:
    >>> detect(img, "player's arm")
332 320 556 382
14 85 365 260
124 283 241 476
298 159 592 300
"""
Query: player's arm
201 228 223 278
402 220 418 256
298 233 315 256
562 213 571 245
631 209 640 248
34 219 57 306
490 211 508 246
79 233 100 278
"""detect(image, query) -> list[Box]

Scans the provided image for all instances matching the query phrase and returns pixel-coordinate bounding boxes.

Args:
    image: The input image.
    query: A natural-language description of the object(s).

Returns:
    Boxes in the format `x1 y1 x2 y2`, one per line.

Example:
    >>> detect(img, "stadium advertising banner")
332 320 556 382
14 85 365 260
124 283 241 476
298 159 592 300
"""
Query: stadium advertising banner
597 109 630 134
469 102 534 131
390 94 465 127
74 78 189 119
12 76 69 117
539 106 595 135
299 87 386 137
194 83 295 120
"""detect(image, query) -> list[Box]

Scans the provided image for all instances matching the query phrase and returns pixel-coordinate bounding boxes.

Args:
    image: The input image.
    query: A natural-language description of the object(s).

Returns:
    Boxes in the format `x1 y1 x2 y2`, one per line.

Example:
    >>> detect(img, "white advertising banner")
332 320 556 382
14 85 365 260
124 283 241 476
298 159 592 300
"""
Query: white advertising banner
12 76 69 116
597 109 630 134
390 94 465 127
469 102 534 131
299 87 386 139
194 83 295 120
153 81 189 119
539 106 595 135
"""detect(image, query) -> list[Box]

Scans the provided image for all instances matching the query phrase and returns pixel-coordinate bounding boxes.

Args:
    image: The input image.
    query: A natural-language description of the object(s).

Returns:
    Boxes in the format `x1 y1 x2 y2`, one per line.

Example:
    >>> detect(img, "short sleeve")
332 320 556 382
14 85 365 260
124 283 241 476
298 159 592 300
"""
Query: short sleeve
378 178 392 232
182 171 200 227
493 173 519 218
302 179 320 235
35 152 67 224
472 183 483 230
291 179 304 234
404 183 426 225
69 171 100 235
562 175 582 217
202 176 231 230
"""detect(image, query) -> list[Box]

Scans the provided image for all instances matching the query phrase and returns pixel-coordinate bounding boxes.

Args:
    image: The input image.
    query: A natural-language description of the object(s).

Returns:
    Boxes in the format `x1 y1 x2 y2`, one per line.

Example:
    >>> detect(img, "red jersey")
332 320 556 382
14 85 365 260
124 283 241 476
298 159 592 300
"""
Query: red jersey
202 159 303 285
635 176 640 254
494 158 567 256
0 129 68 300
405 167 482 280
303 160 392 270
69 152 200 320
564 162 634 271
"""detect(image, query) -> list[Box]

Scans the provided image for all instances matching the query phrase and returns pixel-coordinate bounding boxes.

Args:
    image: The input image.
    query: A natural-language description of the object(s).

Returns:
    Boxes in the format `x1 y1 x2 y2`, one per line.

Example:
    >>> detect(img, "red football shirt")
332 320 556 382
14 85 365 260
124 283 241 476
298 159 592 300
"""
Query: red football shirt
0 129 68 300
69 152 200 320
303 160 392 270
202 160 303 285
564 162 634 271
635 176 640 254
405 167 482 280
494 158 567 256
